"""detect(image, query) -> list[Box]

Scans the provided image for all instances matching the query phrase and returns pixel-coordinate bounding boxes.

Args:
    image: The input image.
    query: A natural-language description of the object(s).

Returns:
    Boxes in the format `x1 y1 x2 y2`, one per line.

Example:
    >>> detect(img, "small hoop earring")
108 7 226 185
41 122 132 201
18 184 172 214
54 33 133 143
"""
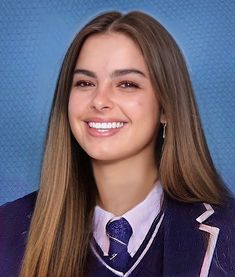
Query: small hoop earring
163 123 167 139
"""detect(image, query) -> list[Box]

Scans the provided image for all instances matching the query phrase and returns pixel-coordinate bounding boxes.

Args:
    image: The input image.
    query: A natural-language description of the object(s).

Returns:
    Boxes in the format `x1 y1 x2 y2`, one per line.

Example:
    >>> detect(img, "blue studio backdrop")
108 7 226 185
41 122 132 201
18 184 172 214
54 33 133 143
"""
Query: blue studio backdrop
0 0 234 205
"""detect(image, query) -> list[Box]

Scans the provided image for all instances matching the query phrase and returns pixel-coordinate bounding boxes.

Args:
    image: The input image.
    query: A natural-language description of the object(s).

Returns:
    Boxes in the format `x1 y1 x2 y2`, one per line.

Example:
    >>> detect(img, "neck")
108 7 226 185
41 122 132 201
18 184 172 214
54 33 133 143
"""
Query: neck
92 155 158 216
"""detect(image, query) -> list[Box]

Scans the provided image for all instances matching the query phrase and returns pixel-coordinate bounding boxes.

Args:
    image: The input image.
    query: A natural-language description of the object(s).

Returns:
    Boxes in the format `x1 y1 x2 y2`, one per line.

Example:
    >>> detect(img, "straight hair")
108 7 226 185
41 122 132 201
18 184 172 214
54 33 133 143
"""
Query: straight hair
20 11 228 276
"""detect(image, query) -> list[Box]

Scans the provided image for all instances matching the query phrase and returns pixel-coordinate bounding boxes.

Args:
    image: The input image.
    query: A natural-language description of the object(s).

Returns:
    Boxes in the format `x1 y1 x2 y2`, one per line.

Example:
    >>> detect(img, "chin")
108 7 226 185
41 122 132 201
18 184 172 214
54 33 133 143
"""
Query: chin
81 143 119 160
88 152 119 162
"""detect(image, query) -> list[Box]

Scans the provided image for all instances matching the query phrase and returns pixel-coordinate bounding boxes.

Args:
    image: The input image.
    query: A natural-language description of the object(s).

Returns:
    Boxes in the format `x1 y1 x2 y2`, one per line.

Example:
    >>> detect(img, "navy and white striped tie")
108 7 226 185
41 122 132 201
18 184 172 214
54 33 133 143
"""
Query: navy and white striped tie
106 217 133 272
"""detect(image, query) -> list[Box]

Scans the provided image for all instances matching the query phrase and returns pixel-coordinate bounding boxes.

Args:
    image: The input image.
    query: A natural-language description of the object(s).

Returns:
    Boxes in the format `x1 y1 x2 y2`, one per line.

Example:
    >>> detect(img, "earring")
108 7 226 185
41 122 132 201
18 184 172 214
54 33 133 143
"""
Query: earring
163 123 167 139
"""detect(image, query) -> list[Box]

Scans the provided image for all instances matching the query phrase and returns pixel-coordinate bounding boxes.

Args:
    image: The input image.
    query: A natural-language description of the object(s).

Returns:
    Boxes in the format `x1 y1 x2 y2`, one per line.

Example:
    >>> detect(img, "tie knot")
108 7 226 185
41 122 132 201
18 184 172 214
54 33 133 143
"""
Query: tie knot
106 217 133 245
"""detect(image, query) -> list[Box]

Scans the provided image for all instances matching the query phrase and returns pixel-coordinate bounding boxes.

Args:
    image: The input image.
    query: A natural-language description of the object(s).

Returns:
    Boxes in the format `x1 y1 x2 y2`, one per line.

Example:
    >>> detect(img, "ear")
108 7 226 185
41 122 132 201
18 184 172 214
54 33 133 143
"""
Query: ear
160 109 167 124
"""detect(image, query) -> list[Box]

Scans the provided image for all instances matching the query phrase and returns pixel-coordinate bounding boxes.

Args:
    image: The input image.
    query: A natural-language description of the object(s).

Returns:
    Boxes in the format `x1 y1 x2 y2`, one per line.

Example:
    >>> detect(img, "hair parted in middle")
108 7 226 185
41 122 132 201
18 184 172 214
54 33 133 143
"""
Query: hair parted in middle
20 11 227 277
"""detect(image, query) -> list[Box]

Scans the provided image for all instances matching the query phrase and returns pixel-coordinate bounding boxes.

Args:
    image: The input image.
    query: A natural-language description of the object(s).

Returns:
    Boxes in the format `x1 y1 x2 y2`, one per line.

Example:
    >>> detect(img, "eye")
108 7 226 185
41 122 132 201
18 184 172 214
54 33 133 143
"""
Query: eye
74 80 95 88
118 81 140 89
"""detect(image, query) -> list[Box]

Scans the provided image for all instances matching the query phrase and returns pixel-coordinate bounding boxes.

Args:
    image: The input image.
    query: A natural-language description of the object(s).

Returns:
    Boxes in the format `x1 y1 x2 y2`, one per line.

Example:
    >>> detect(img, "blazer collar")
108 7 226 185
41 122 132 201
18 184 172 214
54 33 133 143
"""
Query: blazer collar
163 196 219 277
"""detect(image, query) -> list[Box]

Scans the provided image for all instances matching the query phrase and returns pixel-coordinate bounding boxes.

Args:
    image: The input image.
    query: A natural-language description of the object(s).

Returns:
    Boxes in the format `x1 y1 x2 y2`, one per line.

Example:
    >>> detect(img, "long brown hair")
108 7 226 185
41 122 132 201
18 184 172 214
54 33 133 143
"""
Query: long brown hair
20 11 228 276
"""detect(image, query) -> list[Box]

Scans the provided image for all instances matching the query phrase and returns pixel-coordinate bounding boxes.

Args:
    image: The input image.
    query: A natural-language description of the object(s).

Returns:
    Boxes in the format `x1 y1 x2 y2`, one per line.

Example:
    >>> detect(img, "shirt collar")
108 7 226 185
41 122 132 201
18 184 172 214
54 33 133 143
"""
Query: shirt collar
93 180 163 256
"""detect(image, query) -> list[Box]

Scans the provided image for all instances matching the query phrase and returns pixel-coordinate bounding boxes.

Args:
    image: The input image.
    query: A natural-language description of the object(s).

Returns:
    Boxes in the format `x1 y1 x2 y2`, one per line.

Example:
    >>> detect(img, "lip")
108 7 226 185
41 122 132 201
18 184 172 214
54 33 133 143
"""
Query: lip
84 118 127 138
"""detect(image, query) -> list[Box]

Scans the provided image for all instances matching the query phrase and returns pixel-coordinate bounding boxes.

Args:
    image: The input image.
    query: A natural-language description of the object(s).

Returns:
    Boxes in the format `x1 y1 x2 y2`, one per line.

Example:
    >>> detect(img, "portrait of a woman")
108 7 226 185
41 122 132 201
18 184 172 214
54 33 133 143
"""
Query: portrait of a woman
0 11 234 277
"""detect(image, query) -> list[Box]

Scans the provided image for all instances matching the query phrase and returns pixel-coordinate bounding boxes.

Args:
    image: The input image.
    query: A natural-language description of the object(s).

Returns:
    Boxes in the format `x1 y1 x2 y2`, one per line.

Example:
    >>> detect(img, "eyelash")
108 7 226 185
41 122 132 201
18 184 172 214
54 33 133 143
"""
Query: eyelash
74 80 95 87
74 80 140 89
118 81 140 89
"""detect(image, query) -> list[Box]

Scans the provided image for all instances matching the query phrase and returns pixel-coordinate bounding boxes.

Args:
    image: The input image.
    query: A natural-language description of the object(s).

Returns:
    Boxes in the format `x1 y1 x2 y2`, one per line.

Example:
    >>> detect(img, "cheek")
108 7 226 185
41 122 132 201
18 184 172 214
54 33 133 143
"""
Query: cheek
140 99 161 137
68 96 82 137
68 93 75 114
132 98 160 121
68 93 83 119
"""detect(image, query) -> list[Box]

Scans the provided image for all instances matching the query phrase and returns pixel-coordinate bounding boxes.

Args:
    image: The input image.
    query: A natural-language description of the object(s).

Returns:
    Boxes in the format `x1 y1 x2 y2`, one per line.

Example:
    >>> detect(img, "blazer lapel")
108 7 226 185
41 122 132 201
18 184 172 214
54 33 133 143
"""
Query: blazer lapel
196 203 220 277
163 196 219 277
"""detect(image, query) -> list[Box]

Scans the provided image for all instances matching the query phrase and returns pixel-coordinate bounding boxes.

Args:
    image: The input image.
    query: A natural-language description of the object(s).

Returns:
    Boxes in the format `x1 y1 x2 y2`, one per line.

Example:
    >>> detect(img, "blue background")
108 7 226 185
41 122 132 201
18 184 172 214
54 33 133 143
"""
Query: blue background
0 0 234 205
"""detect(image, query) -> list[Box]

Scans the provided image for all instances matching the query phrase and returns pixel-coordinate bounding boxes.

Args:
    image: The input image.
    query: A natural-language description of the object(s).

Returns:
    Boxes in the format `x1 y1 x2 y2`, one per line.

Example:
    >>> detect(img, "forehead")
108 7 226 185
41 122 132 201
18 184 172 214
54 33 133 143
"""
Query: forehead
76 32 147 72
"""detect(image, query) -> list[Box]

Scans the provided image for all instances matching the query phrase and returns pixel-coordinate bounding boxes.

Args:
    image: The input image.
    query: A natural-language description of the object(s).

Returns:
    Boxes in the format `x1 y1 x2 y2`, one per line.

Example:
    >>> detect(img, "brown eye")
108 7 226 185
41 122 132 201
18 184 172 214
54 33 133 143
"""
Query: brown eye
75 80 95 87
118 81 140 89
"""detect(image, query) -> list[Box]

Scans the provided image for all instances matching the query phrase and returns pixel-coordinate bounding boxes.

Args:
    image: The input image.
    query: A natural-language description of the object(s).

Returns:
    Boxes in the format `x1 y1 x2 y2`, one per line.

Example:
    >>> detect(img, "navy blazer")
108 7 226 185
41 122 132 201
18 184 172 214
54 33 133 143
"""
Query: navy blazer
0 192 235 276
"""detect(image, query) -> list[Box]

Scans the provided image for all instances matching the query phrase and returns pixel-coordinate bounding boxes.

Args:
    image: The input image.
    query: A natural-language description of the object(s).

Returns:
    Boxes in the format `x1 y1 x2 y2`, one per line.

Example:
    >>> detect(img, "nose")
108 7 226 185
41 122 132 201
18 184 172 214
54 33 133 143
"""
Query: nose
90 85 114 111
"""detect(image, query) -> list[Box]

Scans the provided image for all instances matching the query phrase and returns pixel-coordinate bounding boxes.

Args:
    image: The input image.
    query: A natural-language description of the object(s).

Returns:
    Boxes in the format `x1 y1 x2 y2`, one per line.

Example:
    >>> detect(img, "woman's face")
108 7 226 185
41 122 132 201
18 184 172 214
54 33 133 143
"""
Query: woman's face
68 32 163 162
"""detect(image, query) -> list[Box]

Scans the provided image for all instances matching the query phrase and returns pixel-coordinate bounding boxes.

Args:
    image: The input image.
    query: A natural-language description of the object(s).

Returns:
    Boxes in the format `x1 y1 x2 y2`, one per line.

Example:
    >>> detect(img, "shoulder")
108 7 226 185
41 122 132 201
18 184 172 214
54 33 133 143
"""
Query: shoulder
208 196 235 243
164 195 235 274
0 191 38 239
165 193 235 226
0 191 37 239
0 192 38 276
164 194 235 245
0 192 37 244
0 191 37 223
207 197 235 274
207 196 235 228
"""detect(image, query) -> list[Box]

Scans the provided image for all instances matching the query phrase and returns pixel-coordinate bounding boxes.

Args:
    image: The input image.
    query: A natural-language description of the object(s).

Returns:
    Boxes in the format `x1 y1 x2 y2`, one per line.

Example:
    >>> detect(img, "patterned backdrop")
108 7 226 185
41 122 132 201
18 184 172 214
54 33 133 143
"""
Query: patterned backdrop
0 0 234 205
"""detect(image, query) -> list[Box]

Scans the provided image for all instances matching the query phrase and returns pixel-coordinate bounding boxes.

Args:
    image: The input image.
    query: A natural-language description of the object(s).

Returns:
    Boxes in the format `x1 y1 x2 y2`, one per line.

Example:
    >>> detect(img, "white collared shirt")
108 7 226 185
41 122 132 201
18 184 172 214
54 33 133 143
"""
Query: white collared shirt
92 180 163 257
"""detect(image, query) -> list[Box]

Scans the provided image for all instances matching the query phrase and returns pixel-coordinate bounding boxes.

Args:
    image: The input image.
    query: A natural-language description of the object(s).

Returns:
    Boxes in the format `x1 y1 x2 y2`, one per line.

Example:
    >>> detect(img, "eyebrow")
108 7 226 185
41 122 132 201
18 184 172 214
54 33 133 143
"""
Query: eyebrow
73 69 96 78
73 68 147 78
111 69 147 78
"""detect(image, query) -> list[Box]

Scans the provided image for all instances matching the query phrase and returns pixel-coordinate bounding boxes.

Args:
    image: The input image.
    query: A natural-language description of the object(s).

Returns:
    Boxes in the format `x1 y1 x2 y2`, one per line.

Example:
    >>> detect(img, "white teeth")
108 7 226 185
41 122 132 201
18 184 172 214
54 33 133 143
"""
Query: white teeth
88 122 124 129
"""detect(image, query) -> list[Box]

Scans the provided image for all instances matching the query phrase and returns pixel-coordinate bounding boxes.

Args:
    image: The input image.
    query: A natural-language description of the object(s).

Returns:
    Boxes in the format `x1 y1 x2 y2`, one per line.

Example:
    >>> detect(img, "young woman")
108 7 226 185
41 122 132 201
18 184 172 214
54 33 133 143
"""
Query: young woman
0 11 234 277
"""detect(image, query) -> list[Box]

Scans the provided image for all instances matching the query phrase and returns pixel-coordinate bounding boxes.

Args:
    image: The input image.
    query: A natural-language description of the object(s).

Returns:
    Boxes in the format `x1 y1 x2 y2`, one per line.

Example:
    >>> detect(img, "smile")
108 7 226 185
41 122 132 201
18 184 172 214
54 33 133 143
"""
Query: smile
88 122 124 129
